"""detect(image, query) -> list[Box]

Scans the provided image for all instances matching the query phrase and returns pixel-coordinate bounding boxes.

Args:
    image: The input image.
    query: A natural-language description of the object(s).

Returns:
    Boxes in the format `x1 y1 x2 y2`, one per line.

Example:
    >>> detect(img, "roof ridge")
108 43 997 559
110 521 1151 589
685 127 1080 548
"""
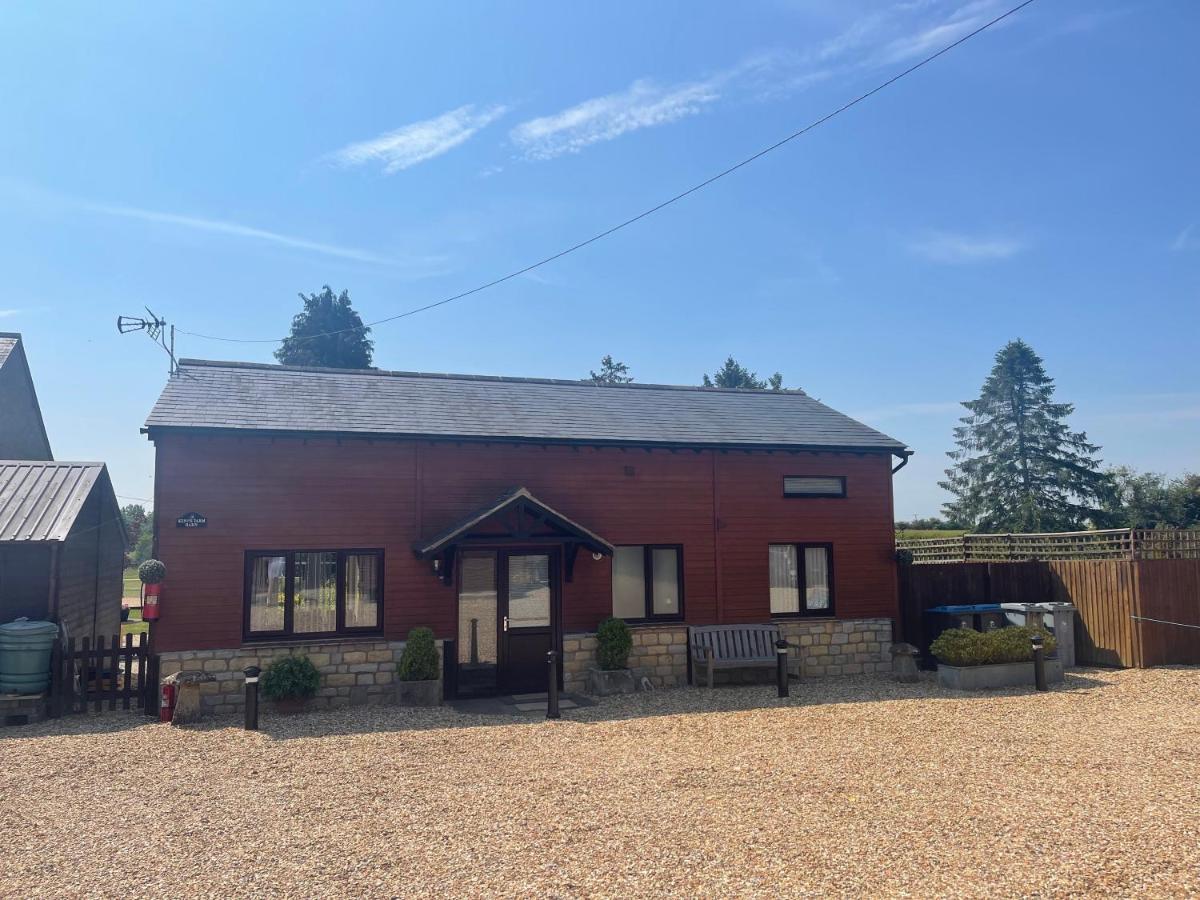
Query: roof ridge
174 358 812 397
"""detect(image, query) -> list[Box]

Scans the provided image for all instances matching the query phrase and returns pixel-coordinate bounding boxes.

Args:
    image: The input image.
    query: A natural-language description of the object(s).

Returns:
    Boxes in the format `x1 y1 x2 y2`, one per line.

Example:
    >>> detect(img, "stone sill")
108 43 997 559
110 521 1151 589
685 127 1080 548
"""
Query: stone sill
240 634 387 650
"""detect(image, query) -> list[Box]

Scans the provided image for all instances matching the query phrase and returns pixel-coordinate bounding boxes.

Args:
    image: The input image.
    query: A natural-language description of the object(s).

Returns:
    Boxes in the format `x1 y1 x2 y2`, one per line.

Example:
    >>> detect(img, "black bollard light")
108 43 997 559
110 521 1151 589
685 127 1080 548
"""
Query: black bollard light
1031 635 1048 692
775 639 790 698
244 665 261 730
546 650 561 720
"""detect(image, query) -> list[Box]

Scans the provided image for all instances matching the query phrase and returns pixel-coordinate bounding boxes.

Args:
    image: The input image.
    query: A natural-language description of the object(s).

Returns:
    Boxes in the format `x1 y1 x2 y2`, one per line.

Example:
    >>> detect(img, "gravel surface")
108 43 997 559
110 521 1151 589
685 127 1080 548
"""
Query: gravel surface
2 668 1198 898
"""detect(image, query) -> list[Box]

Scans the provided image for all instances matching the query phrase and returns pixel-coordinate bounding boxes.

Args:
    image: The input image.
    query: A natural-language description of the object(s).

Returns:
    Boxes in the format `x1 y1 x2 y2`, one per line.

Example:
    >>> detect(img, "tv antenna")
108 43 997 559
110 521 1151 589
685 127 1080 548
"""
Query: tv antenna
117 308 176 375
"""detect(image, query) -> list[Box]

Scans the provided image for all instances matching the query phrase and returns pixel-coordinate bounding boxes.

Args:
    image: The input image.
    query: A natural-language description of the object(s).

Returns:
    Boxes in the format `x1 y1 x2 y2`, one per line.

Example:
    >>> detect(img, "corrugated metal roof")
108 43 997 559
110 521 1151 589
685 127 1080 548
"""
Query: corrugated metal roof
0 334 19 370
145 359 908 453
0 461 106 542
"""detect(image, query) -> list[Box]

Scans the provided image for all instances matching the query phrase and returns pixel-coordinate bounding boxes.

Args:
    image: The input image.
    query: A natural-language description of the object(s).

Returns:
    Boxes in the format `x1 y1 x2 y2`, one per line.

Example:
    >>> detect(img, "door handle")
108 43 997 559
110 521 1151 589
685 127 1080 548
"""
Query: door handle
503 616 509 632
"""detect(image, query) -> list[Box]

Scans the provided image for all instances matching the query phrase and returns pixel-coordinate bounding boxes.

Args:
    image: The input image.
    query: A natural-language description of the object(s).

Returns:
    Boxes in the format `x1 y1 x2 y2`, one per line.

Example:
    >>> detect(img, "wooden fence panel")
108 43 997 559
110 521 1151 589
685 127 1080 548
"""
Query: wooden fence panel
1047 560 1140 667
1134 559 1200 667
48 633 153 717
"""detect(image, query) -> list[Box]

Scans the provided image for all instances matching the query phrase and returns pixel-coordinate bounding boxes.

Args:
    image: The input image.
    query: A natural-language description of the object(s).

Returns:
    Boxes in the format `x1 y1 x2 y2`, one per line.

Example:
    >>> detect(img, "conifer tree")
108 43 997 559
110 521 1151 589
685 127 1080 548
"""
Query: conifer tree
940 340 1108 531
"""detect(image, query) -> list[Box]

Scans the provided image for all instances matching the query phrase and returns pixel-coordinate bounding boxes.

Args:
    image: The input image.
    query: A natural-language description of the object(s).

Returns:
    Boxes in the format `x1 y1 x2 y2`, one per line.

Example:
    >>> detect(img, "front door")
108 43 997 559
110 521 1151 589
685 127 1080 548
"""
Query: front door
455 549 558 697
500 552 555 694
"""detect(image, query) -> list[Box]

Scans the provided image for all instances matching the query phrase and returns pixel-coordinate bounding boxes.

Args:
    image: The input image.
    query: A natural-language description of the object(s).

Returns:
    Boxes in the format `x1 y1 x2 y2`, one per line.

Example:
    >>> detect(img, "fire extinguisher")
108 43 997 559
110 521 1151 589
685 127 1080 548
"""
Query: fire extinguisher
142 582 161 622
160 682 177 723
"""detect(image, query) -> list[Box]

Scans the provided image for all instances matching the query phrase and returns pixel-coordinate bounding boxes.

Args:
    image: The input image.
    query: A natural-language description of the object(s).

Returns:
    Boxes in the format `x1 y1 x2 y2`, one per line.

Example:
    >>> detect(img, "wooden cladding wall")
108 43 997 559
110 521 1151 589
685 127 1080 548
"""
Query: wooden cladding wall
899 559 1200 668
152 433 899 652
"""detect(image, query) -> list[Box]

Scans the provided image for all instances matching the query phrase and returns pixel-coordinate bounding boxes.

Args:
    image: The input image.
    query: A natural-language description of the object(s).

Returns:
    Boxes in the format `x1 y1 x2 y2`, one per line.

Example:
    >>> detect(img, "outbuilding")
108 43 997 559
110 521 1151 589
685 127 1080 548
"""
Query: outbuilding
146 359 910 708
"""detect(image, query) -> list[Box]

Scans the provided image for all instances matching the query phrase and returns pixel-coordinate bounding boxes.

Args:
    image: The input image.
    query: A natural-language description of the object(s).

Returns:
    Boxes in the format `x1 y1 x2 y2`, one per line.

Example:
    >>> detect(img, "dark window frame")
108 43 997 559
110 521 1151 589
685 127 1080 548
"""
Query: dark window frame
612 544 685 623
768 542 835 618
243 548 384 641
782 476 847 499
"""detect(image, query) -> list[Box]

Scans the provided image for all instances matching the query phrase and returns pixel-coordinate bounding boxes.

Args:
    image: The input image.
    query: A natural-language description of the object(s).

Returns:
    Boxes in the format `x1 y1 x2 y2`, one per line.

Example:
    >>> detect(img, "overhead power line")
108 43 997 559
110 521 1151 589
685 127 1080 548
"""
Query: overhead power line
179 0 1037 347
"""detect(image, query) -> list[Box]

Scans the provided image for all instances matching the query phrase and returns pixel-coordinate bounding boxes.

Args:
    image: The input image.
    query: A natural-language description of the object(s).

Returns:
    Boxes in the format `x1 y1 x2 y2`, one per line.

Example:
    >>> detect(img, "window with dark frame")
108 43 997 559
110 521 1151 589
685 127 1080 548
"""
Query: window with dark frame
245 549 383 639
612 545 683 621
768 543 834 617
782 476 846 498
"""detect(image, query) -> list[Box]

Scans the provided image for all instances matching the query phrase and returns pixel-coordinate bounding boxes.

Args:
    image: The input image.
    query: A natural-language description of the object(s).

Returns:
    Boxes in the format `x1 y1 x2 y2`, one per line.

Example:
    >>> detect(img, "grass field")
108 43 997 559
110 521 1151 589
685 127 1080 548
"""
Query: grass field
895 529 968 541
122 567 140 598
120 567 147 638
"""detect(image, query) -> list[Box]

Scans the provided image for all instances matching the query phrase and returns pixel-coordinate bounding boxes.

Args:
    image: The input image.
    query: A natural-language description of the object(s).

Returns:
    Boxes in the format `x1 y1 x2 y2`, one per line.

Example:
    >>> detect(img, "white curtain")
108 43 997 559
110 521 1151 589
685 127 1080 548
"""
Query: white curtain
612 546 646 619
805 547 830 610
651 548 679 615
769 545 799 614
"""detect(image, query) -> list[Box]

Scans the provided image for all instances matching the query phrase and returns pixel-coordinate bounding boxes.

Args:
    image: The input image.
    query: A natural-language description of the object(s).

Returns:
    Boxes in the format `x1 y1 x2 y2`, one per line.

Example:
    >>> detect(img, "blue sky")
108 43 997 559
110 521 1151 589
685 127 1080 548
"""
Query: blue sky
1 1 1197 518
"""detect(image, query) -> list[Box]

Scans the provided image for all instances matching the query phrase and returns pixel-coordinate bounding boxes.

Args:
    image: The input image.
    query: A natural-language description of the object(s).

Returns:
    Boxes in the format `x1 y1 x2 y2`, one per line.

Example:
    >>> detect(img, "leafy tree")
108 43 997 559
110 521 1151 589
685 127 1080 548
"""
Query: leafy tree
589 354 634 384
702 356 784 390
895 516 967 531
940 339 1109 532
275 286 374 369
130 512 154 565
1096 467 1200 529
121 503 147 550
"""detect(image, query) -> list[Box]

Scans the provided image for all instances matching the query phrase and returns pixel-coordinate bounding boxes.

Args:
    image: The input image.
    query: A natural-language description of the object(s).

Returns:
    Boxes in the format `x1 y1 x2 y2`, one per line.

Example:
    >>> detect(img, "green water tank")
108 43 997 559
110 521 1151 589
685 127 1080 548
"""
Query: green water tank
0 618 59 695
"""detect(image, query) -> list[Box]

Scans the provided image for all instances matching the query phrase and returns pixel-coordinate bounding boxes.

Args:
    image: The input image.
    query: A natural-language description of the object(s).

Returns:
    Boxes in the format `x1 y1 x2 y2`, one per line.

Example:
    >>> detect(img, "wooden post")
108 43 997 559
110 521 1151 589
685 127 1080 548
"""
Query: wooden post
122 633 134 710
108 634 120 711
79 636 90 714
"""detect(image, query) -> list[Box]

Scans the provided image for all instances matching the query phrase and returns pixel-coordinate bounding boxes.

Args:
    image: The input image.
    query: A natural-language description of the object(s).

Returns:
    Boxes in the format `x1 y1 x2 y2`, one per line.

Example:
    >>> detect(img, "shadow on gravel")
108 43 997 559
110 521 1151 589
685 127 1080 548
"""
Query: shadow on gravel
0 670 1118 743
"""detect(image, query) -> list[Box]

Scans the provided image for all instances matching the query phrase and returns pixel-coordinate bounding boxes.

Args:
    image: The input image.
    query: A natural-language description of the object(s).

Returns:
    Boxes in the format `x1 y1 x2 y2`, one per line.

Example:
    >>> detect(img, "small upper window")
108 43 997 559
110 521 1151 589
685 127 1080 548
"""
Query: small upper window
783 476 846 498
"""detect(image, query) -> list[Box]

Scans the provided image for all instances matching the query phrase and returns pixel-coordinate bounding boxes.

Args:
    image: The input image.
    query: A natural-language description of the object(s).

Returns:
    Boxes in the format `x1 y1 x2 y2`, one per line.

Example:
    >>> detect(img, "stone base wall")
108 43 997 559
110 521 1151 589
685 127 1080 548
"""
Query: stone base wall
777 617 893 676
563 618 894 693
563 624 688 693
159 639 442 715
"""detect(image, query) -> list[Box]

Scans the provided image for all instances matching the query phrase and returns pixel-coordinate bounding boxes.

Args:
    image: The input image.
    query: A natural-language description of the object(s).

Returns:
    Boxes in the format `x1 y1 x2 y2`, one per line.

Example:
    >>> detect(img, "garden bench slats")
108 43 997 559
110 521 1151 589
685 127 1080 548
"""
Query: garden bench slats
689 624 799 688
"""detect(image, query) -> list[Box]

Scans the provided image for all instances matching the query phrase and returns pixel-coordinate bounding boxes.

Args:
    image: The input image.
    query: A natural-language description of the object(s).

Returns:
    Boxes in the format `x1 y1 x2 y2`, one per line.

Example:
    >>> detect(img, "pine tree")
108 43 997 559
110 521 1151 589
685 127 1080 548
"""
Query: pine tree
275 286 374 369
702 356 784 390
940 339 1109 532
589 354 634 384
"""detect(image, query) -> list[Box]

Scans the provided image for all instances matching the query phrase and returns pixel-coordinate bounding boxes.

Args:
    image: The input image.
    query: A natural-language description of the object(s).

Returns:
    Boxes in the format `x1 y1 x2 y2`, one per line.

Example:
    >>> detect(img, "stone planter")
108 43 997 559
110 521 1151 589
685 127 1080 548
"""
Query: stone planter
937 657 1064 690
586 667 637 696
395 679 441 706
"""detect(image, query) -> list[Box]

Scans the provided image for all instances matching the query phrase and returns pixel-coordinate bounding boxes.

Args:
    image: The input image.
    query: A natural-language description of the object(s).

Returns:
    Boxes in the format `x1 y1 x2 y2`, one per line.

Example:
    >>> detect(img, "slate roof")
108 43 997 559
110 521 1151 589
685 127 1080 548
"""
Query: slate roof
0 461 110 542
145 359 908 453
416 487 615 558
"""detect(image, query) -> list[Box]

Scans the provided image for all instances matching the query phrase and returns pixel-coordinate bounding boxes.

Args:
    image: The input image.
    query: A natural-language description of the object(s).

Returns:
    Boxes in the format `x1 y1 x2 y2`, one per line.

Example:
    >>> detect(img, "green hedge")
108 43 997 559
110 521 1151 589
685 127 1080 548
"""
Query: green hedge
396 627 440 681
931 625 1057 667
261 655 321 701
596 616 633 670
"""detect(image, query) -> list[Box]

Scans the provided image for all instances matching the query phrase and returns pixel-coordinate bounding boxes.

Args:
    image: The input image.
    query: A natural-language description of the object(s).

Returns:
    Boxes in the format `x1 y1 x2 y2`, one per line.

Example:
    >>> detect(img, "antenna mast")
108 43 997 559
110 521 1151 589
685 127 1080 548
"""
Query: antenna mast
117 308 176 375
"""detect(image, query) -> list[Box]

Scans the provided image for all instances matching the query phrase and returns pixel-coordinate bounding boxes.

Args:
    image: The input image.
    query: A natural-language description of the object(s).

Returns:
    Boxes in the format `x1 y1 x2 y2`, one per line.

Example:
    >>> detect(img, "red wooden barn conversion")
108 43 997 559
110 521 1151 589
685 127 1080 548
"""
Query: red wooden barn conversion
146 359 910 710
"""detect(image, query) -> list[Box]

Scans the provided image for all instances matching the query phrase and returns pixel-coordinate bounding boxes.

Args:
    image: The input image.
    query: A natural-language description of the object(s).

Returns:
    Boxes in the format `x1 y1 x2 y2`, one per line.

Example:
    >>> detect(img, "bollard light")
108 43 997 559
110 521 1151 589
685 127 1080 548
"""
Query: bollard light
244 665 262 730
546 650 561 720
1030 635 1048 692
775 639 790 698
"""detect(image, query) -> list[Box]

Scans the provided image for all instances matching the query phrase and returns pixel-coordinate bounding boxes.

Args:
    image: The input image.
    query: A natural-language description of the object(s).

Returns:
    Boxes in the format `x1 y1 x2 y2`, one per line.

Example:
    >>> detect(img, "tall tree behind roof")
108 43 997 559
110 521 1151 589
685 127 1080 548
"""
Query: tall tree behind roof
939 339 1109 532
589 354 634 384
702 356 783 390
275 286 374 369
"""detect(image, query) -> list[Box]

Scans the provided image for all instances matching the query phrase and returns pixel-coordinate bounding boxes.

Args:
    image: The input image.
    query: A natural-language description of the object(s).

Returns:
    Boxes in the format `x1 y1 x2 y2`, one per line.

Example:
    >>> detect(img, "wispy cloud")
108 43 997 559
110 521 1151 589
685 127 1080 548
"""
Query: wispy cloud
1171 224 1200 252
508 1 1029 161
330 104 509 174
86 203 407 266
510 77 727 160
0 308 25 318
908 230 1025 264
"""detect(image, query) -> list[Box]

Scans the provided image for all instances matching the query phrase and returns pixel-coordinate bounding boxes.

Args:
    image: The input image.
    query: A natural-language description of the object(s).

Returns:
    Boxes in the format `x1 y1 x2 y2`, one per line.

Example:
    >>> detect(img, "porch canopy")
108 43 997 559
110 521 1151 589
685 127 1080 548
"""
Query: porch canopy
415 486 613 584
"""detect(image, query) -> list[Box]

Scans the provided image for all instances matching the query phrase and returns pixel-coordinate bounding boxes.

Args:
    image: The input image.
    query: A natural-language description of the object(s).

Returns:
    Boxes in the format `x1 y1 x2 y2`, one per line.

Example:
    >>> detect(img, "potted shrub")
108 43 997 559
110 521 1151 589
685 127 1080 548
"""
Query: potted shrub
395 627 441 706
586 616 637 696
261 655 321 713
931 625 1062 690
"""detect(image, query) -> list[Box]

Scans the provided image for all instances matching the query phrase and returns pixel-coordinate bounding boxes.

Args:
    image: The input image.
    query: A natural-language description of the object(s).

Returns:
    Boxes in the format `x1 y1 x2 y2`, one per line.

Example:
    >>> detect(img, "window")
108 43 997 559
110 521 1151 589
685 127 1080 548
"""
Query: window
244 549 382 639
783 476 846 498
768 544 834 616
612 545 683 621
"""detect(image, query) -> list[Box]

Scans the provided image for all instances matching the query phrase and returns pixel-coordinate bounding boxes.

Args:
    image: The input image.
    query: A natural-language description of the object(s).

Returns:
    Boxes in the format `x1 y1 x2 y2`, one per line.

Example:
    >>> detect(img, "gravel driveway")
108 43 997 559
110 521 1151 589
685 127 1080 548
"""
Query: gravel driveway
2 668 1198 898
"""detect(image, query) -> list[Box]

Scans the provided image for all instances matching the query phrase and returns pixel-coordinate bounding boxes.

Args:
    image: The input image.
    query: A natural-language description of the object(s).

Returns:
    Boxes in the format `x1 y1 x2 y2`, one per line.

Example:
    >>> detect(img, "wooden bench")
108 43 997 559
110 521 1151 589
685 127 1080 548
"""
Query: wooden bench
689 624 799 688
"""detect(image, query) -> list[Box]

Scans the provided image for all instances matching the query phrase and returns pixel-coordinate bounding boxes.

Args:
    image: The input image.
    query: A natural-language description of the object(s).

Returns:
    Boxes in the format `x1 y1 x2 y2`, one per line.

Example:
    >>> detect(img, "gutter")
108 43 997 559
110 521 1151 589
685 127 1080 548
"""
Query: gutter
891 449 914 474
